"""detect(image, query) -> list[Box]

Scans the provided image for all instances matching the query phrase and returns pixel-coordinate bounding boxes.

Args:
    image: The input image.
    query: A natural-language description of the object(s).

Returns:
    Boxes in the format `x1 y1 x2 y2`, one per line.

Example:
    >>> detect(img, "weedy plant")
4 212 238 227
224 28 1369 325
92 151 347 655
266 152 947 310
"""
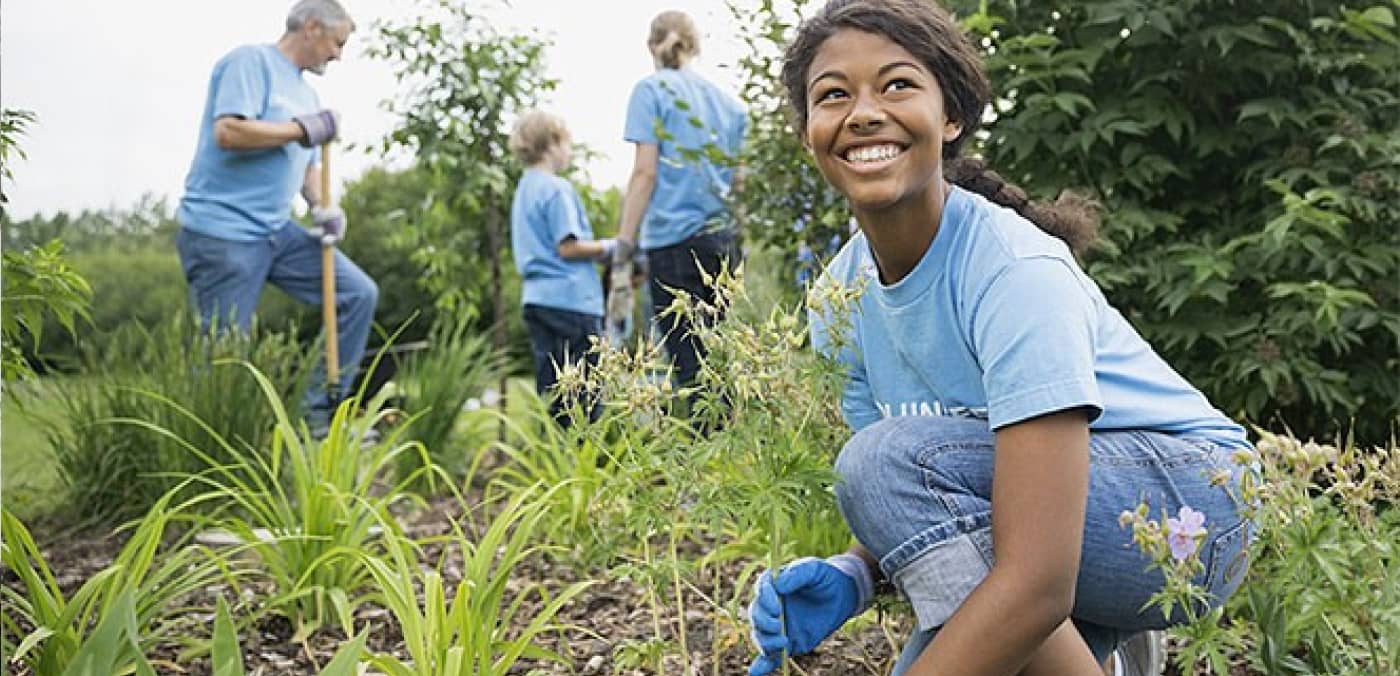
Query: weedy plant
1123 429 1399 674
356 483 593 676
0 492 230 675
121 361 442 639
527 261 869 672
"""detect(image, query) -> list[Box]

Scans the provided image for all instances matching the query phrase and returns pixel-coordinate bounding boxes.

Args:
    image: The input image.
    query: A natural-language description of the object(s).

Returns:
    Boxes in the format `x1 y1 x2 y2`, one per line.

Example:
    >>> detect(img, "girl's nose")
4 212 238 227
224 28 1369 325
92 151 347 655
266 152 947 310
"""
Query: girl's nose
846 95 886 132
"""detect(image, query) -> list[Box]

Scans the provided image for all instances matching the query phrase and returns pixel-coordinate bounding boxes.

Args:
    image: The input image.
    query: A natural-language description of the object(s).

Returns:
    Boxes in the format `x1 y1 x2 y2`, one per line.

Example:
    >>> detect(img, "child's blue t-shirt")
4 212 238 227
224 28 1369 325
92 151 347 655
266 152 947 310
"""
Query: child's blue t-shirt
178 44 320 241
510 169 604 317
623 67 747 250
810 185 1249 448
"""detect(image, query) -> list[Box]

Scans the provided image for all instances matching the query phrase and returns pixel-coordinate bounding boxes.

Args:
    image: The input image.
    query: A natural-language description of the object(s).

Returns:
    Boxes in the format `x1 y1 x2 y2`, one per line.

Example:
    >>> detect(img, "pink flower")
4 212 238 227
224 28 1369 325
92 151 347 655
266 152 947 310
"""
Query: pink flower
1166 505 1207 562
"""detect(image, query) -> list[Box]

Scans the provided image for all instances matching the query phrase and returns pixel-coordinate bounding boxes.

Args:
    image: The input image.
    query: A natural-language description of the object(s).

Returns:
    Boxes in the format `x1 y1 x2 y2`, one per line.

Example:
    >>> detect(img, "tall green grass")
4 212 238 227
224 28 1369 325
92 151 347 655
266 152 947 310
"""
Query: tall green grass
46 315 311 524
396 315 504 482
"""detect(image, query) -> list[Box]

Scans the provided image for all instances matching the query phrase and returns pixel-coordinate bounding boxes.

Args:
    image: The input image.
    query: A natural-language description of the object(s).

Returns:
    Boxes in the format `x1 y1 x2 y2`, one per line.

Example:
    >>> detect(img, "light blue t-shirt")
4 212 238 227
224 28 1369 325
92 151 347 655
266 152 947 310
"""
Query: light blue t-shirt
810 186 1248 448
510 169 605 317
623 67 747 250
178 44 320 241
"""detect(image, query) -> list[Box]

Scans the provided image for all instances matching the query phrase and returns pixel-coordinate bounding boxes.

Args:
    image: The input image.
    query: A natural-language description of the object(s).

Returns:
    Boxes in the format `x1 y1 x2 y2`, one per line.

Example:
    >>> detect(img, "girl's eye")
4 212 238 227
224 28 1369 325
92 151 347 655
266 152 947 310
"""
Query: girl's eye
885 78 915 93
815 87 848 103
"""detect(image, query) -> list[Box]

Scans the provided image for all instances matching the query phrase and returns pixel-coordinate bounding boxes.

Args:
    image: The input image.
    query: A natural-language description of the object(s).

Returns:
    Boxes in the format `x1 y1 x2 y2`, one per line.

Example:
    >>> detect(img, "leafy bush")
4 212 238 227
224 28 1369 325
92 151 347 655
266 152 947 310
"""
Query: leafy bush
948 0 1399 443
727 0 850 299
1 240 91 380
47 316 311 524
368 0 553 351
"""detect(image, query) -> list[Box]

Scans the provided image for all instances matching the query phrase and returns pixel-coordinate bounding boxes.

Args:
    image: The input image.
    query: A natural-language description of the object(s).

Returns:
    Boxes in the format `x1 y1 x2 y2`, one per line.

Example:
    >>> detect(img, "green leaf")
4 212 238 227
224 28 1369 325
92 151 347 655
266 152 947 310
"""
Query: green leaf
318 631 367 676
212 597 245 676
1361 6 1396 27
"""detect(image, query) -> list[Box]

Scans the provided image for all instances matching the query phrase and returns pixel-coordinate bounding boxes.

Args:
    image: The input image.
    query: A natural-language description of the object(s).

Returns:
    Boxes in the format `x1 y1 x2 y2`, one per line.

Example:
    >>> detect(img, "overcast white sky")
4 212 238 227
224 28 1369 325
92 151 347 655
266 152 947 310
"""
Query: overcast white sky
1 0 754 220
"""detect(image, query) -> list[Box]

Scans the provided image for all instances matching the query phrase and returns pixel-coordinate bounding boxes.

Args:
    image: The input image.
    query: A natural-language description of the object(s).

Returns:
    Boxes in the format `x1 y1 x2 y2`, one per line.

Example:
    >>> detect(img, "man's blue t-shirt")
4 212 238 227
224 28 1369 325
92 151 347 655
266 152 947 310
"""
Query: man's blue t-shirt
623 67 747 250
510 169 605 317
178 44 319 241
810 185 1248 448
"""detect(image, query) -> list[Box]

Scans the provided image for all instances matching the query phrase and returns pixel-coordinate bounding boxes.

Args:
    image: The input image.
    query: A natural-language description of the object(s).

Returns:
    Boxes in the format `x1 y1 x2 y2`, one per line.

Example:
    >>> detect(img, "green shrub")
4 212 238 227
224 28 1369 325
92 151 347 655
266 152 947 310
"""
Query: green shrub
47 316 311 524
948 0 1400 443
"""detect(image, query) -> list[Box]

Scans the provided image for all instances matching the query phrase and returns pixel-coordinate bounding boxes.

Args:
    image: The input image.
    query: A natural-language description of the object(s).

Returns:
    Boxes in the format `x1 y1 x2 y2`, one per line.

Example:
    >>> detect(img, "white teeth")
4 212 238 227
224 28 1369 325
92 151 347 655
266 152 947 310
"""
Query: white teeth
845 144 902 163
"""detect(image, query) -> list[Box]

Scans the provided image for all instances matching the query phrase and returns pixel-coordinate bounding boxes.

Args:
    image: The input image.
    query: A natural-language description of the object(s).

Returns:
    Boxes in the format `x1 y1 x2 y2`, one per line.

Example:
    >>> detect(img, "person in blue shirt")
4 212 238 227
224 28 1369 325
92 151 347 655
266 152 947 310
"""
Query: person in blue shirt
509 111 615 427
746 2 1255 676
175 0 378 437
610 10 748 393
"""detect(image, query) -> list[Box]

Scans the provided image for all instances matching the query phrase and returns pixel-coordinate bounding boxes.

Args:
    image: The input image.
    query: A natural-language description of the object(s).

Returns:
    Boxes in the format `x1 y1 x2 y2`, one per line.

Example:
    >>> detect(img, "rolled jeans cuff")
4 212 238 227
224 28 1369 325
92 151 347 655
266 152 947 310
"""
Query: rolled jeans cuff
888 528 994 631
826 553 875 614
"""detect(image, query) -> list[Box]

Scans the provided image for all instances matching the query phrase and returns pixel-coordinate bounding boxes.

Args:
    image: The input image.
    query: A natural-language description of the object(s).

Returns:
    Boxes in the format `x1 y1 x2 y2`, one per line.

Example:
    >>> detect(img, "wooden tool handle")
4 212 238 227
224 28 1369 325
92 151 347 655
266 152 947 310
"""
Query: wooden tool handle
320 143 340 392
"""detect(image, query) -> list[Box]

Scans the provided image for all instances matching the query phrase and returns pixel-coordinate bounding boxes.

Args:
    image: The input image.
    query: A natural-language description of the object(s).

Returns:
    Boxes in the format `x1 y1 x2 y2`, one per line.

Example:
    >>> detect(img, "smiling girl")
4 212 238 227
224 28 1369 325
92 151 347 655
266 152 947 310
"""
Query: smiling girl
746 2 1255 675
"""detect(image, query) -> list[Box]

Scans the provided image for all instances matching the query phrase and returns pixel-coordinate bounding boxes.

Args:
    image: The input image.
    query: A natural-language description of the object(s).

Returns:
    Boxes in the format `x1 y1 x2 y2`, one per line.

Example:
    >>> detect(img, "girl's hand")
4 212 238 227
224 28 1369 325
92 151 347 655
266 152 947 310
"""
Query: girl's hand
747 554 870 675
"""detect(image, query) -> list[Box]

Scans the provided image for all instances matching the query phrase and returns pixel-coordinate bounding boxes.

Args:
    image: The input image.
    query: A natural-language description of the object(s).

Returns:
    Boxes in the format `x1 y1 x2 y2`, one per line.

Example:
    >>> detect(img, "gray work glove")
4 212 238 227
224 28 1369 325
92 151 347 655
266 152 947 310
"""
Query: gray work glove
294 109 340 147
311 206 347 244
609 238 636 286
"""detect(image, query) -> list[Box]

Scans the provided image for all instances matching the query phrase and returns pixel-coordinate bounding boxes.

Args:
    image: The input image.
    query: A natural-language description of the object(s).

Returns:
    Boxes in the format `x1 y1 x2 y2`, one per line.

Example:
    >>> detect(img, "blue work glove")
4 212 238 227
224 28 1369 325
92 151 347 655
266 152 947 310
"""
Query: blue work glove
311 206 347 244
294 109 339 147
747 554 875 676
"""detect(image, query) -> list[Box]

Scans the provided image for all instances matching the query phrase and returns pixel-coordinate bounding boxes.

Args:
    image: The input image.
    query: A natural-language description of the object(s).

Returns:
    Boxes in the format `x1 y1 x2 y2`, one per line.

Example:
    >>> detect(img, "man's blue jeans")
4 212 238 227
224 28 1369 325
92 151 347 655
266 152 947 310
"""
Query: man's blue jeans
833 416 1253 671
176 226 379 426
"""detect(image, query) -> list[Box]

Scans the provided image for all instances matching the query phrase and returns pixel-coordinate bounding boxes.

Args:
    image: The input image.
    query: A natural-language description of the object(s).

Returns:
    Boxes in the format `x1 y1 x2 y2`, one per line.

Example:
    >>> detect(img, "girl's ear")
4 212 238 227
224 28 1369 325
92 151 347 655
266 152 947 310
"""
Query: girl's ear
944 119 963 143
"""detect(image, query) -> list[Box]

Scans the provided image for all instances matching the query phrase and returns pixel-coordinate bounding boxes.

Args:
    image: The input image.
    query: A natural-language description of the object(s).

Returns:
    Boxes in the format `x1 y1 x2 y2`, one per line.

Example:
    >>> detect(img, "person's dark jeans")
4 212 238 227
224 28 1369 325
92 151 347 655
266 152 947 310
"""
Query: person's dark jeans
646 227 742 391
523 304 603 427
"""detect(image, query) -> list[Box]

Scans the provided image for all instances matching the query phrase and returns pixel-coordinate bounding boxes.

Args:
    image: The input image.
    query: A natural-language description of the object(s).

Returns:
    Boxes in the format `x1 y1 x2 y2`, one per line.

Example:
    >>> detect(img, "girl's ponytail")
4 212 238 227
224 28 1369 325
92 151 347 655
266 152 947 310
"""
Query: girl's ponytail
648 11 700 70
945 158 1100 257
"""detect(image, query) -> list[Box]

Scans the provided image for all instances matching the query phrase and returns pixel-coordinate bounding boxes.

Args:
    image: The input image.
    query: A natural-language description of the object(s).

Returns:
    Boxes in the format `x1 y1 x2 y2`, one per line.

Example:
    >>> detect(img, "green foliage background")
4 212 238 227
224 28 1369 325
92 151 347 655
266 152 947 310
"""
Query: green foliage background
731 0 1398 443
945 0 1399 443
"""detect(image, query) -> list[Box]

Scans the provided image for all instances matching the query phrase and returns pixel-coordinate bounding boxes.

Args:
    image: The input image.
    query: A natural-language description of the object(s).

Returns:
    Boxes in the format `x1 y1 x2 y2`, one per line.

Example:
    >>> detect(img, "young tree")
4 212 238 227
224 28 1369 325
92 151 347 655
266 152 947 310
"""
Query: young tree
368 0 555 347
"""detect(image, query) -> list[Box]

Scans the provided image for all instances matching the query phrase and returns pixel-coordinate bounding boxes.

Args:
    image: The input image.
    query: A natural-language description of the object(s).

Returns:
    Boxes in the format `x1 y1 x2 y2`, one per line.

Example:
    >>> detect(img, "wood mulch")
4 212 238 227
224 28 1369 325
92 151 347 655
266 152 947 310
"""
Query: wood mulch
4 493 1256 675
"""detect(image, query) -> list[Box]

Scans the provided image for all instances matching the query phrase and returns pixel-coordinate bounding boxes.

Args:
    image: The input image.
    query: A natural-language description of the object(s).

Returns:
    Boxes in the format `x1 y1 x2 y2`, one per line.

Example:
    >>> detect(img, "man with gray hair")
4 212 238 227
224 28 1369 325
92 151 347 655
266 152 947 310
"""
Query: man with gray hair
175 0 378 438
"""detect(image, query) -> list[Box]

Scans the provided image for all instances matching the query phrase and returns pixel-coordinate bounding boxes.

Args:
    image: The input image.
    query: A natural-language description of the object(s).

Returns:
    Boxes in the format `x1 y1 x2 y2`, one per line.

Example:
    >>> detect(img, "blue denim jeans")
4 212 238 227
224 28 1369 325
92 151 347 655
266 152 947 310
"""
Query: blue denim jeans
646 226 741 389
176 226 379 425
522 304 603 427
833 416 1252 671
